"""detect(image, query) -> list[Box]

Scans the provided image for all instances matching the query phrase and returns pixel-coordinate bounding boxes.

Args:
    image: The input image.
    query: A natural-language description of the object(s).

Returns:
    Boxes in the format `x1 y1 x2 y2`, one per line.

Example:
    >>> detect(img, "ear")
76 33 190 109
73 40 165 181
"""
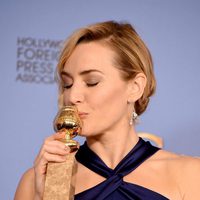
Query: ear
127 73 147 103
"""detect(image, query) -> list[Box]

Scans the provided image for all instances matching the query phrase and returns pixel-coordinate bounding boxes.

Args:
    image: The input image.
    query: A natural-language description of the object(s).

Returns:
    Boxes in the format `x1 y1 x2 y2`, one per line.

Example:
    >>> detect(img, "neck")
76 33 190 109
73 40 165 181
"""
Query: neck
86 126 139 169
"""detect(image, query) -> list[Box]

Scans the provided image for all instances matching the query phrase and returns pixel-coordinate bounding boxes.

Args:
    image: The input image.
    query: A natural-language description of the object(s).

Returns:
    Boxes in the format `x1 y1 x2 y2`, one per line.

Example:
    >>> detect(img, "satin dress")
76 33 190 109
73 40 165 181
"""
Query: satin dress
75 138 169 200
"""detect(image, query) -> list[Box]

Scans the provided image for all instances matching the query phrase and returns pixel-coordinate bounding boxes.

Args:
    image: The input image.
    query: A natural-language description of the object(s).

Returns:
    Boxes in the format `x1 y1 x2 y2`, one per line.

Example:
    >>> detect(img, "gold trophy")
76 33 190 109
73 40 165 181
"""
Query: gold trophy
53 106 82 151
43 106 82 200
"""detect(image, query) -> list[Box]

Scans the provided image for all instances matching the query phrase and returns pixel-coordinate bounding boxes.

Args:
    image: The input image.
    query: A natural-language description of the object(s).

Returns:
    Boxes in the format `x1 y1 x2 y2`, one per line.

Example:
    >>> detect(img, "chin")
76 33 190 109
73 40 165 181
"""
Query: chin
78 132 93 137
78 129 101 138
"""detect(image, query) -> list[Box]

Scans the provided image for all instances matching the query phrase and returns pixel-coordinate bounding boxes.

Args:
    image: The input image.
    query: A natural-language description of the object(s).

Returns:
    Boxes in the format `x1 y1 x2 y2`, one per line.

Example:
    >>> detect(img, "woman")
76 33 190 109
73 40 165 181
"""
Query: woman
15 21 200 200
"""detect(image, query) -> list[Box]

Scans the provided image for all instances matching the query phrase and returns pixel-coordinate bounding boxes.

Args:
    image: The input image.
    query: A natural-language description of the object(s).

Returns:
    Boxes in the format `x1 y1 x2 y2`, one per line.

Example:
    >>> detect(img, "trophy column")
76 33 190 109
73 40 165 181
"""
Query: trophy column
43 106 82 200
43 153 77 200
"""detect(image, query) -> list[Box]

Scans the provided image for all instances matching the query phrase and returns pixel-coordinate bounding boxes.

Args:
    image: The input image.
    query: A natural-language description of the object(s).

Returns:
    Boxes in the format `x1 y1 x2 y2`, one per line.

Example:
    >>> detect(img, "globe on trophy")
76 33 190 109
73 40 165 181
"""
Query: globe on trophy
53 105 82 152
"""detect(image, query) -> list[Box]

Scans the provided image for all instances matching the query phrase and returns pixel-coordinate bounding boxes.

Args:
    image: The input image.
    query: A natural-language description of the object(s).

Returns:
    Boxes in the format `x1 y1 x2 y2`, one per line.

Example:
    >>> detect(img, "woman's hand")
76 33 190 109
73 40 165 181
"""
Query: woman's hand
33 132 71 199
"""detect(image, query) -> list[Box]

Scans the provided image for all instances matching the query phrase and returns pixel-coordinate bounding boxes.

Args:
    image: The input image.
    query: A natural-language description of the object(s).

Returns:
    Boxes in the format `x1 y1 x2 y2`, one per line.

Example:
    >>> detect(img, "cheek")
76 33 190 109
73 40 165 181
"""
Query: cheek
80 85 128 135
88 85 127 116
63 91 68 106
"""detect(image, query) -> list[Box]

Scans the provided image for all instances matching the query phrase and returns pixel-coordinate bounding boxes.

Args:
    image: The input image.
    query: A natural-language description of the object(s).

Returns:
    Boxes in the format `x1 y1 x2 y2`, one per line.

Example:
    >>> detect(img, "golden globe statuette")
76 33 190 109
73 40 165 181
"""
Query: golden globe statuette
43 106 82 200
53 106 82 151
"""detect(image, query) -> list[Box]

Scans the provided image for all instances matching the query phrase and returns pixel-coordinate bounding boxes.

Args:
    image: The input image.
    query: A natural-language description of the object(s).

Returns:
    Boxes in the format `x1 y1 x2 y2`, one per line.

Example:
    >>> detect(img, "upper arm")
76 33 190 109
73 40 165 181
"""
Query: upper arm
14 168 35 200
181 157 200 200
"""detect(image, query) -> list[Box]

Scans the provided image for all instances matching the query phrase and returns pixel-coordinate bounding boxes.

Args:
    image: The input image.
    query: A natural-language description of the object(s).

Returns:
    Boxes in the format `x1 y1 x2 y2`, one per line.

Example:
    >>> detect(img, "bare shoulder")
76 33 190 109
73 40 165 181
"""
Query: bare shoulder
14 168 35 200
153 149 200 199
156 149 200 170
148 149 200 178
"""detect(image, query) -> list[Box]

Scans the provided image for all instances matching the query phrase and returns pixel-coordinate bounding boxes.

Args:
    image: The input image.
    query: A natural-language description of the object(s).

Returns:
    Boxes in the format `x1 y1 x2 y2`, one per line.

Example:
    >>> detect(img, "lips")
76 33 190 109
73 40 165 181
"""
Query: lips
78 112 89 118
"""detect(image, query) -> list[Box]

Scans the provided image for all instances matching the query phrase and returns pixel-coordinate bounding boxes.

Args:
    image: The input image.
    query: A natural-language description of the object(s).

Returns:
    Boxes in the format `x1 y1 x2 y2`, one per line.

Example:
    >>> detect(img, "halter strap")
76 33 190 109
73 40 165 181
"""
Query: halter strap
75 138 165 200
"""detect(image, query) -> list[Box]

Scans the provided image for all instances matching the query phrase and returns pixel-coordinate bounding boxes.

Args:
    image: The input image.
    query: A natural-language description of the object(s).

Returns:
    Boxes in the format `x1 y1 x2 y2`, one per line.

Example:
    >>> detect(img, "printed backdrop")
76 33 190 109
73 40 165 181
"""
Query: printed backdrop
0 1 200 199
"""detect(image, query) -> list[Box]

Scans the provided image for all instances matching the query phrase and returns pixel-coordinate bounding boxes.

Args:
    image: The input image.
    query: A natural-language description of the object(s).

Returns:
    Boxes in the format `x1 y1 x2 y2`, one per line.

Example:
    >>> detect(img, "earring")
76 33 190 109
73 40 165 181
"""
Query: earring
129 111 138 125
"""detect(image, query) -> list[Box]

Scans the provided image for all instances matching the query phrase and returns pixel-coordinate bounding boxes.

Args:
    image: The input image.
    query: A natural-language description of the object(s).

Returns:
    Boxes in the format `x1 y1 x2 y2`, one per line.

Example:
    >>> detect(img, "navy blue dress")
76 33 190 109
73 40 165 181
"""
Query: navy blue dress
75 138 169 200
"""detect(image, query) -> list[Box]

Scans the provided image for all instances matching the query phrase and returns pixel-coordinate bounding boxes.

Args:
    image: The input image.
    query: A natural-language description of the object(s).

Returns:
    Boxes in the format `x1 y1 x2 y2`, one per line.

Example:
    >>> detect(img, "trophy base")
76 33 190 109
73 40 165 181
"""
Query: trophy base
43 153 77 200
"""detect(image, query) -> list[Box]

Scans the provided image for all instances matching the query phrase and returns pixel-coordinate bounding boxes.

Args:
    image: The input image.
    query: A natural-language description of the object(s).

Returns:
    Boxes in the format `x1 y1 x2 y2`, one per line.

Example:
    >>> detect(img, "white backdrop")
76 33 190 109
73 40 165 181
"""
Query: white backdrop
0 1 200 199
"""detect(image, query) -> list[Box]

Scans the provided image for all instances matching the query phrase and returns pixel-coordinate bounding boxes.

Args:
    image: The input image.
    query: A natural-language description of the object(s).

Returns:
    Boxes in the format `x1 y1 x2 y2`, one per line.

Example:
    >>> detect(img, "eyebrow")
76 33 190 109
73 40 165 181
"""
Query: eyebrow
61 69 104 77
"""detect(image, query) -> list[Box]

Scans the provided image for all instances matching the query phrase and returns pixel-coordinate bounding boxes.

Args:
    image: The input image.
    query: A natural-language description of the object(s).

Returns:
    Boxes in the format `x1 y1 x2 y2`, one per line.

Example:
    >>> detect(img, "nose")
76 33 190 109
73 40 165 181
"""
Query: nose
64 84 84 106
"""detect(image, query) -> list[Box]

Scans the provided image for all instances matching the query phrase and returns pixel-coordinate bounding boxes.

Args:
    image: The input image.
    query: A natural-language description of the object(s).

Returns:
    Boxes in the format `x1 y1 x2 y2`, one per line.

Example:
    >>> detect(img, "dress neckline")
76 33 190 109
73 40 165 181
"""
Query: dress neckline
75 138 169 200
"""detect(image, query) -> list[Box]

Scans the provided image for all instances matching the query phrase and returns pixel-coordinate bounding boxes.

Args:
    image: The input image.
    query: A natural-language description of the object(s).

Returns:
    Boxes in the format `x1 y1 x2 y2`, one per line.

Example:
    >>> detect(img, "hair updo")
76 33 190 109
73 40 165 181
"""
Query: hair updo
57 20 156 116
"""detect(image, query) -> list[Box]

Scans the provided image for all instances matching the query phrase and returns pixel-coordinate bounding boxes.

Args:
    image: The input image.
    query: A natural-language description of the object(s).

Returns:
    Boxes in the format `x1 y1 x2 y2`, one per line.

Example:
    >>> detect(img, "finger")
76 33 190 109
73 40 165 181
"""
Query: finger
44 133 79 153
34 154 67 177
37 152 67 168
35 151 67 169
34 132 66 164
43 152 67 162
43 140 70 155
46 131 66 141
34 142 71 166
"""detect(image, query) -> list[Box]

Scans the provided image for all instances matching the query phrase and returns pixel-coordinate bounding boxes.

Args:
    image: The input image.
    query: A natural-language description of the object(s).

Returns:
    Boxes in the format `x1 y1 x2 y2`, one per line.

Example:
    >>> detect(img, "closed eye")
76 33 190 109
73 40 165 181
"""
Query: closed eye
63 82 99 89
63 84 73 89
86 82 99 87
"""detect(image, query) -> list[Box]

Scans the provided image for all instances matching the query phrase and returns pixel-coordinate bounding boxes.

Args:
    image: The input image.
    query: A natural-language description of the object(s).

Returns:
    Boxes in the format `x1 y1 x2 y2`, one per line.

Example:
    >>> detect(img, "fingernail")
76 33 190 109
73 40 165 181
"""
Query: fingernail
62 156 67 161
64 146 70 152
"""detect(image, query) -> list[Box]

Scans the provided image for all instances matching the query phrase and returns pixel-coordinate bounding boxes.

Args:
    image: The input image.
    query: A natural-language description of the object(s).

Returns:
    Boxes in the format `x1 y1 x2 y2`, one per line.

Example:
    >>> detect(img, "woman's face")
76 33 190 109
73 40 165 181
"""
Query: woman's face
61 41 132 137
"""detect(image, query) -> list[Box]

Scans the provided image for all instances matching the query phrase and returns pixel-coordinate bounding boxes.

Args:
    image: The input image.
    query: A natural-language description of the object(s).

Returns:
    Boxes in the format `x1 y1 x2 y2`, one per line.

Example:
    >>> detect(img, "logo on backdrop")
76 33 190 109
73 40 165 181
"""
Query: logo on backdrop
16 37 63 84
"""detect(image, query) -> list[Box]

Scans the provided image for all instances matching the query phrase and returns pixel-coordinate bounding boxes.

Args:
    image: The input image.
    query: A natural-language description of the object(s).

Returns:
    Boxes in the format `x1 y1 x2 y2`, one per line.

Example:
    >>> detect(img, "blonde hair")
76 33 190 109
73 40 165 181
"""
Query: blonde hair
56 20 156 115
